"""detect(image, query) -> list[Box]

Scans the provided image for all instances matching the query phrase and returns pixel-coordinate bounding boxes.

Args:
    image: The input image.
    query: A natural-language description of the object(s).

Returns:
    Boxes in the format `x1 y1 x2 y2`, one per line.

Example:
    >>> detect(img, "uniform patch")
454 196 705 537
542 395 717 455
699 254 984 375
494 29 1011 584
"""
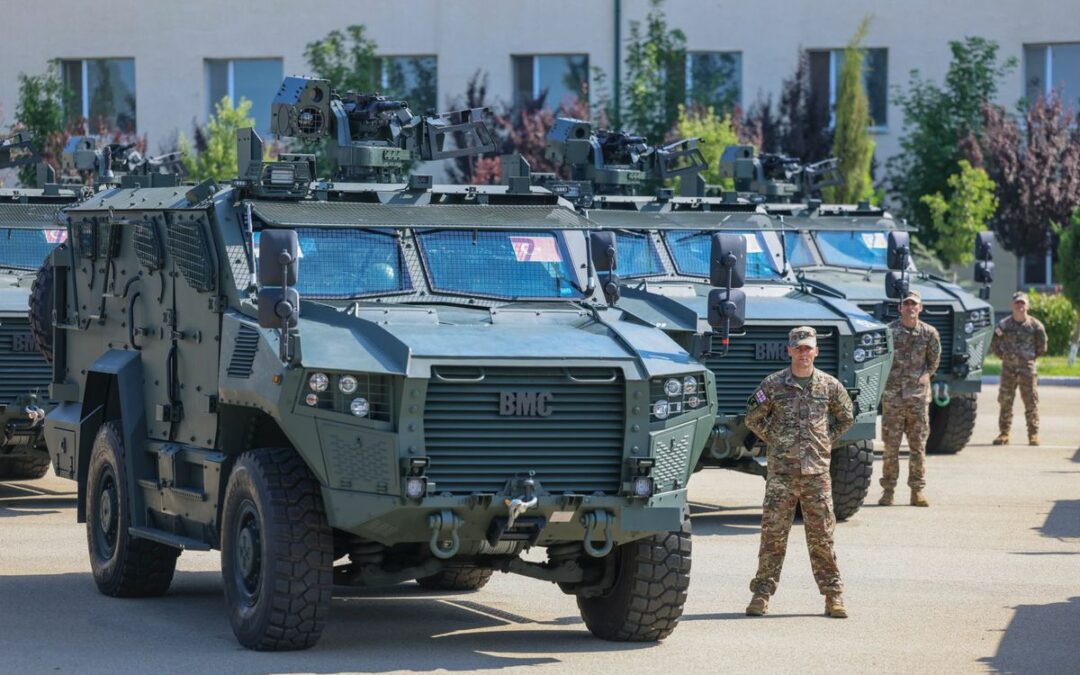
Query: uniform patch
754 389 767 404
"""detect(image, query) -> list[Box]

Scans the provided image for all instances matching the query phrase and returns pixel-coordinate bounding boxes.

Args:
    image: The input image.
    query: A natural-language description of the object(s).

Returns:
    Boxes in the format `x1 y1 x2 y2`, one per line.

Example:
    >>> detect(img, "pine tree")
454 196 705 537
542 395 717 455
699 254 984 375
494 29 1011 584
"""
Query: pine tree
827 17 875 203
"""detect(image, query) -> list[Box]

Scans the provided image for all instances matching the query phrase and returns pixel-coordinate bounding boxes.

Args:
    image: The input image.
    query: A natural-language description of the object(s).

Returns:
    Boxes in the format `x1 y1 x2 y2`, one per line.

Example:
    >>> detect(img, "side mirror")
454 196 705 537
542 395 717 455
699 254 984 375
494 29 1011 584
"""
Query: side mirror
974 260 995 284
590 231 617 273
600 272 621 305
885 271 909 299
975 231 995 262
258 229 299 287
887 231 910 271
710 233 746 288
708 288 746 330
257 287 300 329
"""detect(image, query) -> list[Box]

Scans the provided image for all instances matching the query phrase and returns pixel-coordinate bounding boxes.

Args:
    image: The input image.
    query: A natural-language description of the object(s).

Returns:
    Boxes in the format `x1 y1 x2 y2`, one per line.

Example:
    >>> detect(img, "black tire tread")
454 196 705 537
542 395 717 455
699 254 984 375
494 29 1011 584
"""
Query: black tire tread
927 393 977 455
28 247 57 364
0 452 51 480
224 447 333 651
577 520 691 642
417 566 493 591
830 441 874 521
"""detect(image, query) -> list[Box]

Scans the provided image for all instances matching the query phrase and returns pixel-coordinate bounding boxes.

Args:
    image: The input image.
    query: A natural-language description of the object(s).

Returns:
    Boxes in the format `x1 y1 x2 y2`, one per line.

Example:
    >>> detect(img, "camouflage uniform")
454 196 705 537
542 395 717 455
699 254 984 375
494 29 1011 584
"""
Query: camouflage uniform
880 317 941 491
990 312 1047 438
745 334 855 598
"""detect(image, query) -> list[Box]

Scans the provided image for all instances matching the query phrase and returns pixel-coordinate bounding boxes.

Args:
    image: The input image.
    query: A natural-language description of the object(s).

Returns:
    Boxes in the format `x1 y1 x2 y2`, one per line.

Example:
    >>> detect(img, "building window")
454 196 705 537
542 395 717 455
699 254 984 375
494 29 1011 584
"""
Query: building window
808 48 888 129
686 51 741 111
206 58 283 135
1024 43 1080 108
60 58 137 133
376 56 438 113
513 54 589 110
1020 250 1059 288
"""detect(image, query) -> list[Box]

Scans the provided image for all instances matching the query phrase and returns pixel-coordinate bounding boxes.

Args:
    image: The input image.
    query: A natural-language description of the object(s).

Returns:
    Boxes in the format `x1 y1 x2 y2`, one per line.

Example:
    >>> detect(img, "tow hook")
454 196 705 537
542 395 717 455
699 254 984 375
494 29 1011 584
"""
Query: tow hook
427 510 462 560
24 405 45 426
580 510 615 558
504 477 538 530
933 381 951 407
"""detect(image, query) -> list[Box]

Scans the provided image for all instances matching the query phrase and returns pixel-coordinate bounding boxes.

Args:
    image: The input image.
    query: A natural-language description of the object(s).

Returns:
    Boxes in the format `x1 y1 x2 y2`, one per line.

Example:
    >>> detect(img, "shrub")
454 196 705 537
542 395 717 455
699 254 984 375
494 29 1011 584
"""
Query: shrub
1026 289 1078 356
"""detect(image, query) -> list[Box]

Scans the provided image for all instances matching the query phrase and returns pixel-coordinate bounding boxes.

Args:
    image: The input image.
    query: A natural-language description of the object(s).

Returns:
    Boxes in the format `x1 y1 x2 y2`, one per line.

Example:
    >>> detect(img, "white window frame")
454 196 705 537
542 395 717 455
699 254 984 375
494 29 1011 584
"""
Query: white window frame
823 49 888 133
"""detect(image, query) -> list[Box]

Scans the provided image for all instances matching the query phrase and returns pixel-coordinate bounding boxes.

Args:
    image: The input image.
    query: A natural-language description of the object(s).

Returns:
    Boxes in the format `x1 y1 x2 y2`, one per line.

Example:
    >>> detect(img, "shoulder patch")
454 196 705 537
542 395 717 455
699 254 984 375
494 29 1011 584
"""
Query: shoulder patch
754 389 767 404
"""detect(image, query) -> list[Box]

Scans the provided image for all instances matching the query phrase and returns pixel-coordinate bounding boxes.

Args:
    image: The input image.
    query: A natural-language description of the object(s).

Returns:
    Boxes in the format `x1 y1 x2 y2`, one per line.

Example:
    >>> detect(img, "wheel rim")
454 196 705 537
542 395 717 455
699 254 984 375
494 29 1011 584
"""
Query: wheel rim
232 499 262 605
94 466 120 558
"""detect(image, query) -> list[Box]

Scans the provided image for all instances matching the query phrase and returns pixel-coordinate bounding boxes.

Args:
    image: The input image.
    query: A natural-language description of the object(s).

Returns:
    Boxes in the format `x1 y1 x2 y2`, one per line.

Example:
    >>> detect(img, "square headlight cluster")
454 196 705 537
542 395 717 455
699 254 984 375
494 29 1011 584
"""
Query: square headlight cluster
853 330 888 364
303 371 390 421
650 374 708 421
964 308 992 335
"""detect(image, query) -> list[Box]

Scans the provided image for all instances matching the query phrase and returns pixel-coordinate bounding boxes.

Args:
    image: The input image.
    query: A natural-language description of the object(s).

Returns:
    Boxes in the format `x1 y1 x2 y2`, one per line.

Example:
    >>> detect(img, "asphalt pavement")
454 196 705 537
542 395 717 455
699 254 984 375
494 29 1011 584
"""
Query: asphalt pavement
1 384 1077 674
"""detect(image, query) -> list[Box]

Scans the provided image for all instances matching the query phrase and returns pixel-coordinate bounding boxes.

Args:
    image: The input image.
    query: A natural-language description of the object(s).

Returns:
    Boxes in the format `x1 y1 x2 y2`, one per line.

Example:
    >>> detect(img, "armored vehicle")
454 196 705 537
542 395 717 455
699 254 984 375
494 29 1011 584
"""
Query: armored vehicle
719 146 995 455
542 119 893 520
38 77 723 650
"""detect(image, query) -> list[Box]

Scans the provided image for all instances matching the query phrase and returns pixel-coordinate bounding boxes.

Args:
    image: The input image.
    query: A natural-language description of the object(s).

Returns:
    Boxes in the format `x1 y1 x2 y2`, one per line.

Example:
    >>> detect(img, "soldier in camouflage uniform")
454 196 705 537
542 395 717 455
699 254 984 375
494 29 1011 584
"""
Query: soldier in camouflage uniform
880 290 941 508
744 326 855 619
990 291 1048 446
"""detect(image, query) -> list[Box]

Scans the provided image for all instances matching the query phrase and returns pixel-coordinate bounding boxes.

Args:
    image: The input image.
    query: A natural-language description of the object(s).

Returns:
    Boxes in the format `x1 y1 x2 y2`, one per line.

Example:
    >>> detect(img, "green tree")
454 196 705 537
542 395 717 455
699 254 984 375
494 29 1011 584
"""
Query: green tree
1027 289 1079 355
621 0 686 145
825 17 875 203
674 105 738 189
919 160 998 266
888 37 1015 251
303 25 379 94
179 96 256 182
14 62 69 187
1055 208 1080 311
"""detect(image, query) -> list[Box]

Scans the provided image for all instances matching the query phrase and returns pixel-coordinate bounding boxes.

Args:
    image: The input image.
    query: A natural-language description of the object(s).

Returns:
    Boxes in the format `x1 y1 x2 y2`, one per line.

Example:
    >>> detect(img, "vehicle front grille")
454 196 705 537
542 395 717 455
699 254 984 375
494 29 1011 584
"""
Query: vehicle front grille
0 316 51 405
423 366 625 495
703 325 840 417
854 368 881 417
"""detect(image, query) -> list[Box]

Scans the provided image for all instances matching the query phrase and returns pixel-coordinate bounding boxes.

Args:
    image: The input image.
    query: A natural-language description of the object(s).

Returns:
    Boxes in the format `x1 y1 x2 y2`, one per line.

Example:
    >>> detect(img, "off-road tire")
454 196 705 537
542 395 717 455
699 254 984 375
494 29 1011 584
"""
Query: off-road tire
927 393 977 455
577 519 691 642
417 566 493 591
28 246 59 364
0 451 51 480
86 422 179 597
830 441 873 521
221 447 333 651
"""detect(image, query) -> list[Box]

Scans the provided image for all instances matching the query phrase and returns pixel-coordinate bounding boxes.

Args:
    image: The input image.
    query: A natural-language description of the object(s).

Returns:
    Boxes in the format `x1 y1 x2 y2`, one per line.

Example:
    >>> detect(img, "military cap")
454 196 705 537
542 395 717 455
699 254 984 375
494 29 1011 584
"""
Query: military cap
788 326 817 348
1012 291 1029 305
901 289 922 304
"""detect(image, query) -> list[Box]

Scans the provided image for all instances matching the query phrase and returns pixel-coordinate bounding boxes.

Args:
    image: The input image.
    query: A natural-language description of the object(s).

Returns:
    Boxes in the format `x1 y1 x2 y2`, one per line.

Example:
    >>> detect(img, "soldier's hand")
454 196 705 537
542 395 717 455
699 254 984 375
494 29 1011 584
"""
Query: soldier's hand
995 327 1003 337
919 373 930 386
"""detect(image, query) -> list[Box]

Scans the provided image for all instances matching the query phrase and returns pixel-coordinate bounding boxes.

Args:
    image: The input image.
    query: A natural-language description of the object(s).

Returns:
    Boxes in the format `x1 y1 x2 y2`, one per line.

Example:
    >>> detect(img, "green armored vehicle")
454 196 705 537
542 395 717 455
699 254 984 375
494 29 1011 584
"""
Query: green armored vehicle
38 77 724 650
720 147 995 454
541 120 893 520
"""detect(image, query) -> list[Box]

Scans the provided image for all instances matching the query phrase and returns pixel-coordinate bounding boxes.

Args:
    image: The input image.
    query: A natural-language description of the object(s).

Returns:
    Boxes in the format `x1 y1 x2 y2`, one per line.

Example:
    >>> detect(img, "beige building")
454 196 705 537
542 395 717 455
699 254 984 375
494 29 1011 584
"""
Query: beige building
1 0 1077 294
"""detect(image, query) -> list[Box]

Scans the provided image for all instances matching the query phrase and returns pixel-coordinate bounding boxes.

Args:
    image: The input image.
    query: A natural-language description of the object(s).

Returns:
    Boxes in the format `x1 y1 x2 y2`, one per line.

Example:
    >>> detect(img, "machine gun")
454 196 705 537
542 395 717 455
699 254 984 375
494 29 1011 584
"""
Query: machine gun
61 136 183 187
717 145 840 203
269 75 496 183
543 117 707 199
0 132 38 170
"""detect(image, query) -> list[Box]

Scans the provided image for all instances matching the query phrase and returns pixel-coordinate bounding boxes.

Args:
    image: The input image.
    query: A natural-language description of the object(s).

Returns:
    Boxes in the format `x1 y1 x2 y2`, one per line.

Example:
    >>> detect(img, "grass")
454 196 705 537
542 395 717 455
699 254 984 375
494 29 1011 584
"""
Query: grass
981 355 1080 377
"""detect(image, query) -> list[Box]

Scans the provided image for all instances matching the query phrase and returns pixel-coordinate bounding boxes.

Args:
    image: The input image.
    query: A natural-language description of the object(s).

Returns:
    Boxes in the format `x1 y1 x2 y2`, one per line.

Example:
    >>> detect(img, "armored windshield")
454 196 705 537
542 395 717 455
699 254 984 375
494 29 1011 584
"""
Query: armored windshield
783 232 818 267
664 230 782 279
614 231 666 277
254 228 411 298
416 229 584 299
813 230 897 269
0 228 67 270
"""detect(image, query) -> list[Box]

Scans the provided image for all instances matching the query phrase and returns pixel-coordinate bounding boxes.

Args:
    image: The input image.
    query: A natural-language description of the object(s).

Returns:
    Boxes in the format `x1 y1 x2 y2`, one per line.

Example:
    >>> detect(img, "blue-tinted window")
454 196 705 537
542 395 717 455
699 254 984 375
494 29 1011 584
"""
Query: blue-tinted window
815 230 889 269
206 58 284 134
783 232 818 267
254 228 409 298
615 232 665 277
665 230 781 279
417 230 582 299
0 228 67 270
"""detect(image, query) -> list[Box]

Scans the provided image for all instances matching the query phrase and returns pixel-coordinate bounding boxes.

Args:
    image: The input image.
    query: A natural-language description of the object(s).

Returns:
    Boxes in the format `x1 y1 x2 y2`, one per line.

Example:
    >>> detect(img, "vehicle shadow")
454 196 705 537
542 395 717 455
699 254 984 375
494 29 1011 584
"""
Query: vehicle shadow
0 570 652 674
0 481 76 518
979 596 1080 674
688 501 762 537
1072 446 1080 463
1035 500 1080 540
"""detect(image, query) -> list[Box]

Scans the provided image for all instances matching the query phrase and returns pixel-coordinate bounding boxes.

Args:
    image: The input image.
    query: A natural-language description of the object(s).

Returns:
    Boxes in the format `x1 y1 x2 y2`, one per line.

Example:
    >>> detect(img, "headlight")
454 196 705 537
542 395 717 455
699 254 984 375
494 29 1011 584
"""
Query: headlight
653 399 670 419
683 375 698 394
664 378 682 397
339 375 358 394
853 348 867 363
860 333 874 346
964 321 974 334
687 395 701 408
304 393 319 406
308 372 329 392
350 397 370 417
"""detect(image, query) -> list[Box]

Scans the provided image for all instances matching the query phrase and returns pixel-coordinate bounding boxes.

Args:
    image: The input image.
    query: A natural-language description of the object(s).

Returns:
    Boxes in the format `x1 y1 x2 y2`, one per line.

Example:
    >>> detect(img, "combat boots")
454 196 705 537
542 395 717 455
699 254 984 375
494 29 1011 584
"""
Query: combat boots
878 489 894 506
745 593 769 616
992 433 1010 445
1028 434 1040 446
825 594 848 618
911 490 929 507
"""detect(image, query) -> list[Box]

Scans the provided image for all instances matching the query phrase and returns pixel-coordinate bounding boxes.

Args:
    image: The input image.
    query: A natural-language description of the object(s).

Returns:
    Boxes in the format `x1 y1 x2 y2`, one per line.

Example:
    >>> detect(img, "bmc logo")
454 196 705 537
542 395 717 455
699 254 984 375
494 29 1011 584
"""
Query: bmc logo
499 392 554 417
11 333 37 353
754 342 790 361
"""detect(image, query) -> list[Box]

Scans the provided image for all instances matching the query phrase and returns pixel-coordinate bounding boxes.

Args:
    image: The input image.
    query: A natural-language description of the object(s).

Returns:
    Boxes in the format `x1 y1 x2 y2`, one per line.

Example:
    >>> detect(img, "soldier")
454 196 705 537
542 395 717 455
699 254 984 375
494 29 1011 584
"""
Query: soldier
744 326 855 619
991 291 1048 446
879 290 941 508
